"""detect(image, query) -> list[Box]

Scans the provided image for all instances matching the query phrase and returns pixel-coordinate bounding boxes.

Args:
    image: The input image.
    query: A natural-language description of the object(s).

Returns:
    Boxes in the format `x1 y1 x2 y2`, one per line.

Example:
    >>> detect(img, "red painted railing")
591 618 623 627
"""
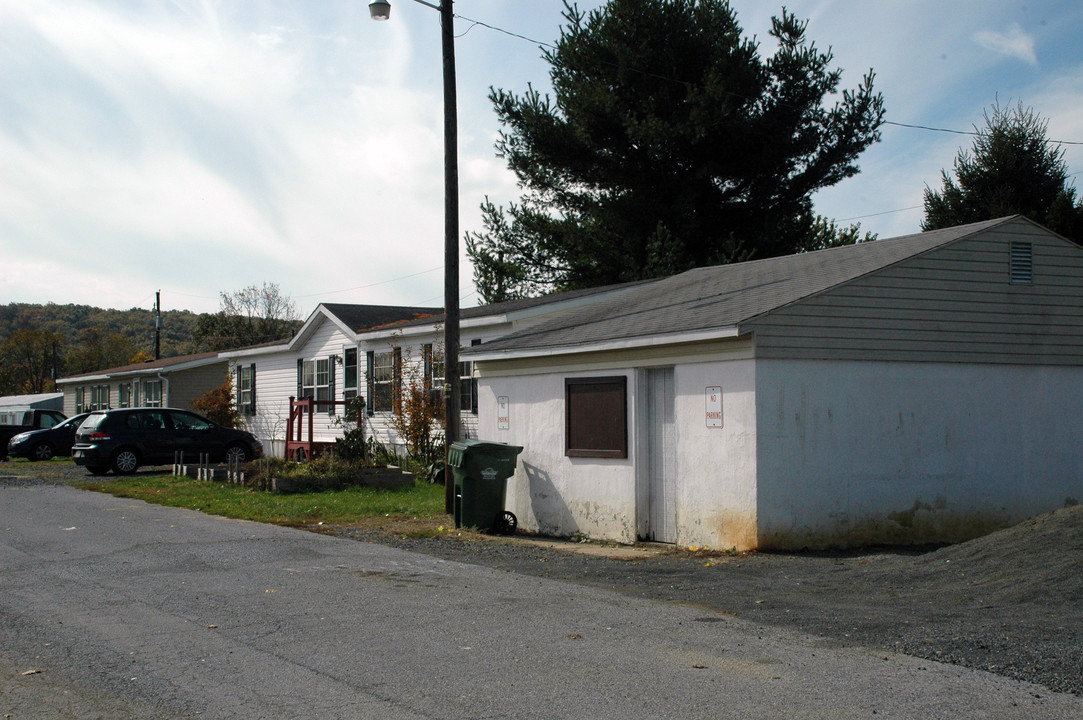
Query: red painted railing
284 396 362 461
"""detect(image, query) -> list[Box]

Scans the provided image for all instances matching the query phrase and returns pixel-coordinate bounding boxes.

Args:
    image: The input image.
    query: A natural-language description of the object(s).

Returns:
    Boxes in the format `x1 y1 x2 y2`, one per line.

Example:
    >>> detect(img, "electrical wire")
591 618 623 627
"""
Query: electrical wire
450 9 1083 147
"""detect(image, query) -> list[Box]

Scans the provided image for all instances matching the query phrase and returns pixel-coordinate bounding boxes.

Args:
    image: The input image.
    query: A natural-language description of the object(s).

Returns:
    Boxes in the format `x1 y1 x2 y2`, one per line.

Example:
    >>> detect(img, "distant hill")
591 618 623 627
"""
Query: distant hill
0 302 201 359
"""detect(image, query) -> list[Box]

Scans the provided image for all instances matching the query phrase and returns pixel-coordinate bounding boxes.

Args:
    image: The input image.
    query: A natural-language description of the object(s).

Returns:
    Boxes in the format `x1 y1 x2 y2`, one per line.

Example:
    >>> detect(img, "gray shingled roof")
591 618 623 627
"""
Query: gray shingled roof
373 279 658 331
57 351 223 382
464 217 1017 357
321 303 442 332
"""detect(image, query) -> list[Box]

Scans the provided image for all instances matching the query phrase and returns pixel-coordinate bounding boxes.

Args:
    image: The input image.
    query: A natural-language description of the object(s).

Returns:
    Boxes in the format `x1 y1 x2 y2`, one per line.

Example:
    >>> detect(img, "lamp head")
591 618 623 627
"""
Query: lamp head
369 1 391 20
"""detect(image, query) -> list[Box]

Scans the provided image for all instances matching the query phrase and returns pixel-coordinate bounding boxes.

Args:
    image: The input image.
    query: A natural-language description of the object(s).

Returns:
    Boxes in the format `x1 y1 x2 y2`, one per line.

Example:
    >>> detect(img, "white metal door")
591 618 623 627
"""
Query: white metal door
647 367 677 543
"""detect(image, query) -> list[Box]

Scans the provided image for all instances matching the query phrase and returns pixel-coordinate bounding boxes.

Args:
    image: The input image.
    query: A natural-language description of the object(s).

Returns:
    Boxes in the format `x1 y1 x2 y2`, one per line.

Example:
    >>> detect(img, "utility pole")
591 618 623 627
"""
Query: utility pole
154 290 162 360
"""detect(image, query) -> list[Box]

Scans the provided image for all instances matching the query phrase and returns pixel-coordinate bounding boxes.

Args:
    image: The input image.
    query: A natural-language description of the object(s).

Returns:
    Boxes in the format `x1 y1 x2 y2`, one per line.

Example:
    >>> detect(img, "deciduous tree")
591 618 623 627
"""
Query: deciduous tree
194 282 300 351
0 329 62 393
191 373 243 429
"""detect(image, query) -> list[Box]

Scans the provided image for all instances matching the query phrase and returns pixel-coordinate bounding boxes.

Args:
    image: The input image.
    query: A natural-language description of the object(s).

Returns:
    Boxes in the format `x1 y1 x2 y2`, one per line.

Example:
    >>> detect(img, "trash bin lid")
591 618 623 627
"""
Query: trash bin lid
447 439 524 467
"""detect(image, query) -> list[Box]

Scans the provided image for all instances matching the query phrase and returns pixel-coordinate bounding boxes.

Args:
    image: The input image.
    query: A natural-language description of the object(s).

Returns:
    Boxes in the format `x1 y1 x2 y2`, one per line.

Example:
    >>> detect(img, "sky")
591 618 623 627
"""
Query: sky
2 0 1082 315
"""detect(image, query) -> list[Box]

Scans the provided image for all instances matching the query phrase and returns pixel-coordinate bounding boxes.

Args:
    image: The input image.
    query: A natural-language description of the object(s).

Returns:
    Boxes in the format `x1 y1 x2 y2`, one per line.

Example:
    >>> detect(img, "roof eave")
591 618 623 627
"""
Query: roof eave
468 326 742 362
56 356 226 384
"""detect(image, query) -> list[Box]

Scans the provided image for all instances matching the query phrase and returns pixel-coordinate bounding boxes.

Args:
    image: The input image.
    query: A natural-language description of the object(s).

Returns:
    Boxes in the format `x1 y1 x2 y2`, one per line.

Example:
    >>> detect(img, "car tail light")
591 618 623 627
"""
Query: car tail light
88 432 110 441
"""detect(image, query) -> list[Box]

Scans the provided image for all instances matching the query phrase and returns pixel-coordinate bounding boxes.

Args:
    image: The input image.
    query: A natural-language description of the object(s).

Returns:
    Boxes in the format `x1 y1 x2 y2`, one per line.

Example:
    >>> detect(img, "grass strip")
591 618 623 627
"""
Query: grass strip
74 474 448 527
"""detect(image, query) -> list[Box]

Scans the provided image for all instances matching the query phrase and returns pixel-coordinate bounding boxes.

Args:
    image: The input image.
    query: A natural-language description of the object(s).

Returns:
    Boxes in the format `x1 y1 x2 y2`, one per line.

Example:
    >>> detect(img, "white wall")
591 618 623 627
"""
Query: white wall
479 370 639 543
669 359 758 550
244 321 354 457
755 359 1083 548
477 357 759 549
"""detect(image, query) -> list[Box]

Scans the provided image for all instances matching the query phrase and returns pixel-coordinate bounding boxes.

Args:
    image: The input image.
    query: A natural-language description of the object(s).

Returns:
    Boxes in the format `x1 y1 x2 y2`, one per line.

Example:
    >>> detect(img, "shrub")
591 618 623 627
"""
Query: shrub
191 373 243 428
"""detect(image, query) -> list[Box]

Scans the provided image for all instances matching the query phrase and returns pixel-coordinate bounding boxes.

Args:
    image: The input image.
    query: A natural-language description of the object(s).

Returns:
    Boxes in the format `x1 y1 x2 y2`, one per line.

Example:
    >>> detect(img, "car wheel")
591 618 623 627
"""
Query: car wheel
86 465 109 476
31 443 55 461
112 448 140 475
225 444 248 465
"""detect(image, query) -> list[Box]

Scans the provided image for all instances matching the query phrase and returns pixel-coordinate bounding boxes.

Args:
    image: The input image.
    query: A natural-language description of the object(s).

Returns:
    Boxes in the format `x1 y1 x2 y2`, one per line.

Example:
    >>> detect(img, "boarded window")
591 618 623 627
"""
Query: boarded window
565 376 627 459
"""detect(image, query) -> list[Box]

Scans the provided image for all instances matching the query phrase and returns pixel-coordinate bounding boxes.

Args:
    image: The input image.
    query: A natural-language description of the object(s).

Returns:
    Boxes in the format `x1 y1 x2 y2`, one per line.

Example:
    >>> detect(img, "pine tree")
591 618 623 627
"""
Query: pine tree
467 0 884 302
923 101 1083 242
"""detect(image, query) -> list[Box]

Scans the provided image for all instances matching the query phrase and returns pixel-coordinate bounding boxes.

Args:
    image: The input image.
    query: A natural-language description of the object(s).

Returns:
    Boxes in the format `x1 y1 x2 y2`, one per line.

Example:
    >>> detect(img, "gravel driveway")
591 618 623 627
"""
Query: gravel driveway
7 460 1080 697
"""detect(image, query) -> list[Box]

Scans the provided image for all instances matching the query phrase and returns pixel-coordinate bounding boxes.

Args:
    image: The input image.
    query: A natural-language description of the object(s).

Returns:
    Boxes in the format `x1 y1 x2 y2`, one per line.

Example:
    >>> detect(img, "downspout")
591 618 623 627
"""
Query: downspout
157 373 170 407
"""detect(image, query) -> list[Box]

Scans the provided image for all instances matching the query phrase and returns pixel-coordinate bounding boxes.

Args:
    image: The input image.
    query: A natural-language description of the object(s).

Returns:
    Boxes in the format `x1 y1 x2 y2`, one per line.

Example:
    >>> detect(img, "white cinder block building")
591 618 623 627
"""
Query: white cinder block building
464 216 1083 550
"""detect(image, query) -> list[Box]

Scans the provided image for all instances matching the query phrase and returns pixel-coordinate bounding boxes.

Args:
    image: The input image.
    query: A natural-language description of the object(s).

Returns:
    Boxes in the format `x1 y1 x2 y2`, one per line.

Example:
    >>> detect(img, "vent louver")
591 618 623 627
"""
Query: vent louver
1009 242 1032 284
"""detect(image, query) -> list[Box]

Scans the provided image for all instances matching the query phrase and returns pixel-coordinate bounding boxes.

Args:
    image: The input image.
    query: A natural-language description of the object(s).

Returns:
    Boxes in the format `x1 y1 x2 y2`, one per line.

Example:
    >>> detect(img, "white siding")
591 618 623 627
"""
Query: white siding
243 318 489 458
477 346 759 550
755 358 1083 548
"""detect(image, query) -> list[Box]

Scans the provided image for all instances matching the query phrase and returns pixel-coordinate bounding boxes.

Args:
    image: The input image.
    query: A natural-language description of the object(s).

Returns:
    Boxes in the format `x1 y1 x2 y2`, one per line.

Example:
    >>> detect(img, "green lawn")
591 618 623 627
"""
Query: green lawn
75 474 449 527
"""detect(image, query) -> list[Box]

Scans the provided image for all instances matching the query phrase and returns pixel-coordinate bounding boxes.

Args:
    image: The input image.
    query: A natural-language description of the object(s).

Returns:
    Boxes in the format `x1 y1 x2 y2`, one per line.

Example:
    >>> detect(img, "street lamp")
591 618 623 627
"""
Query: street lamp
369 0 461 510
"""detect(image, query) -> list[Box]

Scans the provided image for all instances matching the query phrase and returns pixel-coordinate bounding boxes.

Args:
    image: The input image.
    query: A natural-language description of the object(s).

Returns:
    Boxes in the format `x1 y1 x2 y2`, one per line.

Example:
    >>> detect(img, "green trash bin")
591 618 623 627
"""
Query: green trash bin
448 439 523 534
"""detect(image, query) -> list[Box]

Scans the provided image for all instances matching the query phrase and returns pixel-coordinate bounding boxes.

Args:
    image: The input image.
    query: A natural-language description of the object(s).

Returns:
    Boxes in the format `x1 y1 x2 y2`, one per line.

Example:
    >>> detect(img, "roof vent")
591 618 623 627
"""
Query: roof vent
1009 242 1032 284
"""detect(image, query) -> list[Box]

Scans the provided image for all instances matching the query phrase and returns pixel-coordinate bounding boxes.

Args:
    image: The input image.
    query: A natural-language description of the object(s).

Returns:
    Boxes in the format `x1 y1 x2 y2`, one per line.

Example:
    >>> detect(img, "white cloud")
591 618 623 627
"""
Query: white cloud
2 0 1080 315
973 23 1038 66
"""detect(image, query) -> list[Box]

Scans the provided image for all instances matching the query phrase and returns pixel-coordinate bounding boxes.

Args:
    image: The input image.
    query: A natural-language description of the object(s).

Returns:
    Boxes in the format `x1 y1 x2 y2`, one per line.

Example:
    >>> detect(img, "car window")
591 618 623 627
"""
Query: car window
56 415 85 430
41 412 65 428
128 411 167 430
80 413 109 431
169 411 213 431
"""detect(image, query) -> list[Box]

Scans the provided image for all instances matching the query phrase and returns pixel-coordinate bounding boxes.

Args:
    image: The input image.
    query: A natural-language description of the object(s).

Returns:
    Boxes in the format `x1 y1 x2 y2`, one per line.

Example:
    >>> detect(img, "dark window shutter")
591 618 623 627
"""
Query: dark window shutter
296 358 303 399
469 338 480 415
393 347 402 415
328 355 336 416
236 365 243 411
366 351 375 416
423 344 432 391
249 363 257 415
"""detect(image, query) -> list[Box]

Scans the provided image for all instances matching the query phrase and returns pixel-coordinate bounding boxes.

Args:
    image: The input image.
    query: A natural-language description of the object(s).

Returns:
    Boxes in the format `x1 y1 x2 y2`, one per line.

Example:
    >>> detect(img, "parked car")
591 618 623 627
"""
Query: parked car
72 408 262 475
0 408 67 460
6 413 90 461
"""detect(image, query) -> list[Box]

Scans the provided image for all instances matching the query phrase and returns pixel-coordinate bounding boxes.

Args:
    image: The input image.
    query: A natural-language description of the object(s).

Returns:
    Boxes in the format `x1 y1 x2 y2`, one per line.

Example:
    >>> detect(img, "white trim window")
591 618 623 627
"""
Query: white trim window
118 382 131 408
298 357 335 414
90 384 110 410
366 348 400 414
343 347 359 402
143 380 163 408
237 364 256 415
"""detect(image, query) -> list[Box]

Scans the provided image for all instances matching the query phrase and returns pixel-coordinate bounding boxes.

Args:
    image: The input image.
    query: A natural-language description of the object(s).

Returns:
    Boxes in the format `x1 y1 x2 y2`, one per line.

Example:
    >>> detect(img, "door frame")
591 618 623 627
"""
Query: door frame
635 366 677 542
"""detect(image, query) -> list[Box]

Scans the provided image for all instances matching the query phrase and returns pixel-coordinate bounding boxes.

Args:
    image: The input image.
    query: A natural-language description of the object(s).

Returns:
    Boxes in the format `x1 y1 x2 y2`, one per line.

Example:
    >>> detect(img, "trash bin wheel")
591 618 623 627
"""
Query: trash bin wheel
492 511 517 536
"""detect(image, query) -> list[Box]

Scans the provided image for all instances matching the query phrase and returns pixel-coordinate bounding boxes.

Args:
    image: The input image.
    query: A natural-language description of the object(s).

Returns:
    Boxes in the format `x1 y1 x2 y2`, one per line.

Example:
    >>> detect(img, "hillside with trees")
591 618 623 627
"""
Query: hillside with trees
0 283 302 396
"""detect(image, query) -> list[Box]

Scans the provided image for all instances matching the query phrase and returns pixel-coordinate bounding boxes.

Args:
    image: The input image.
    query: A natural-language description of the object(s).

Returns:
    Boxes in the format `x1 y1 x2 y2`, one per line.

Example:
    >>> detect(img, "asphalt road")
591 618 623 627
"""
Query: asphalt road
2 483 1080 719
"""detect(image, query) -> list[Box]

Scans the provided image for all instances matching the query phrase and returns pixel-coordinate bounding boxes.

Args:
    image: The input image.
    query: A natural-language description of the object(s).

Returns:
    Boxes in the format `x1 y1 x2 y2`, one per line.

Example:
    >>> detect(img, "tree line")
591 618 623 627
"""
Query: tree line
0 283 300 397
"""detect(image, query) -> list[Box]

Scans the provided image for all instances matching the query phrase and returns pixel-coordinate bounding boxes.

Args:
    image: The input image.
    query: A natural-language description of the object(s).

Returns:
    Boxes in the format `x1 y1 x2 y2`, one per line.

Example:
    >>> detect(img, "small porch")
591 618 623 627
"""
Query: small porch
284 396 361 461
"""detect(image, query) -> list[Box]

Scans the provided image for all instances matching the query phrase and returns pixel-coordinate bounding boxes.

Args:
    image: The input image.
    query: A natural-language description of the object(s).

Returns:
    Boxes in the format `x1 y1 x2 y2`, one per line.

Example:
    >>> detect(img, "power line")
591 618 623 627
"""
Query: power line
838 205 922 222
452 9 1083 148
294 266 443 299
884 120 1083 146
